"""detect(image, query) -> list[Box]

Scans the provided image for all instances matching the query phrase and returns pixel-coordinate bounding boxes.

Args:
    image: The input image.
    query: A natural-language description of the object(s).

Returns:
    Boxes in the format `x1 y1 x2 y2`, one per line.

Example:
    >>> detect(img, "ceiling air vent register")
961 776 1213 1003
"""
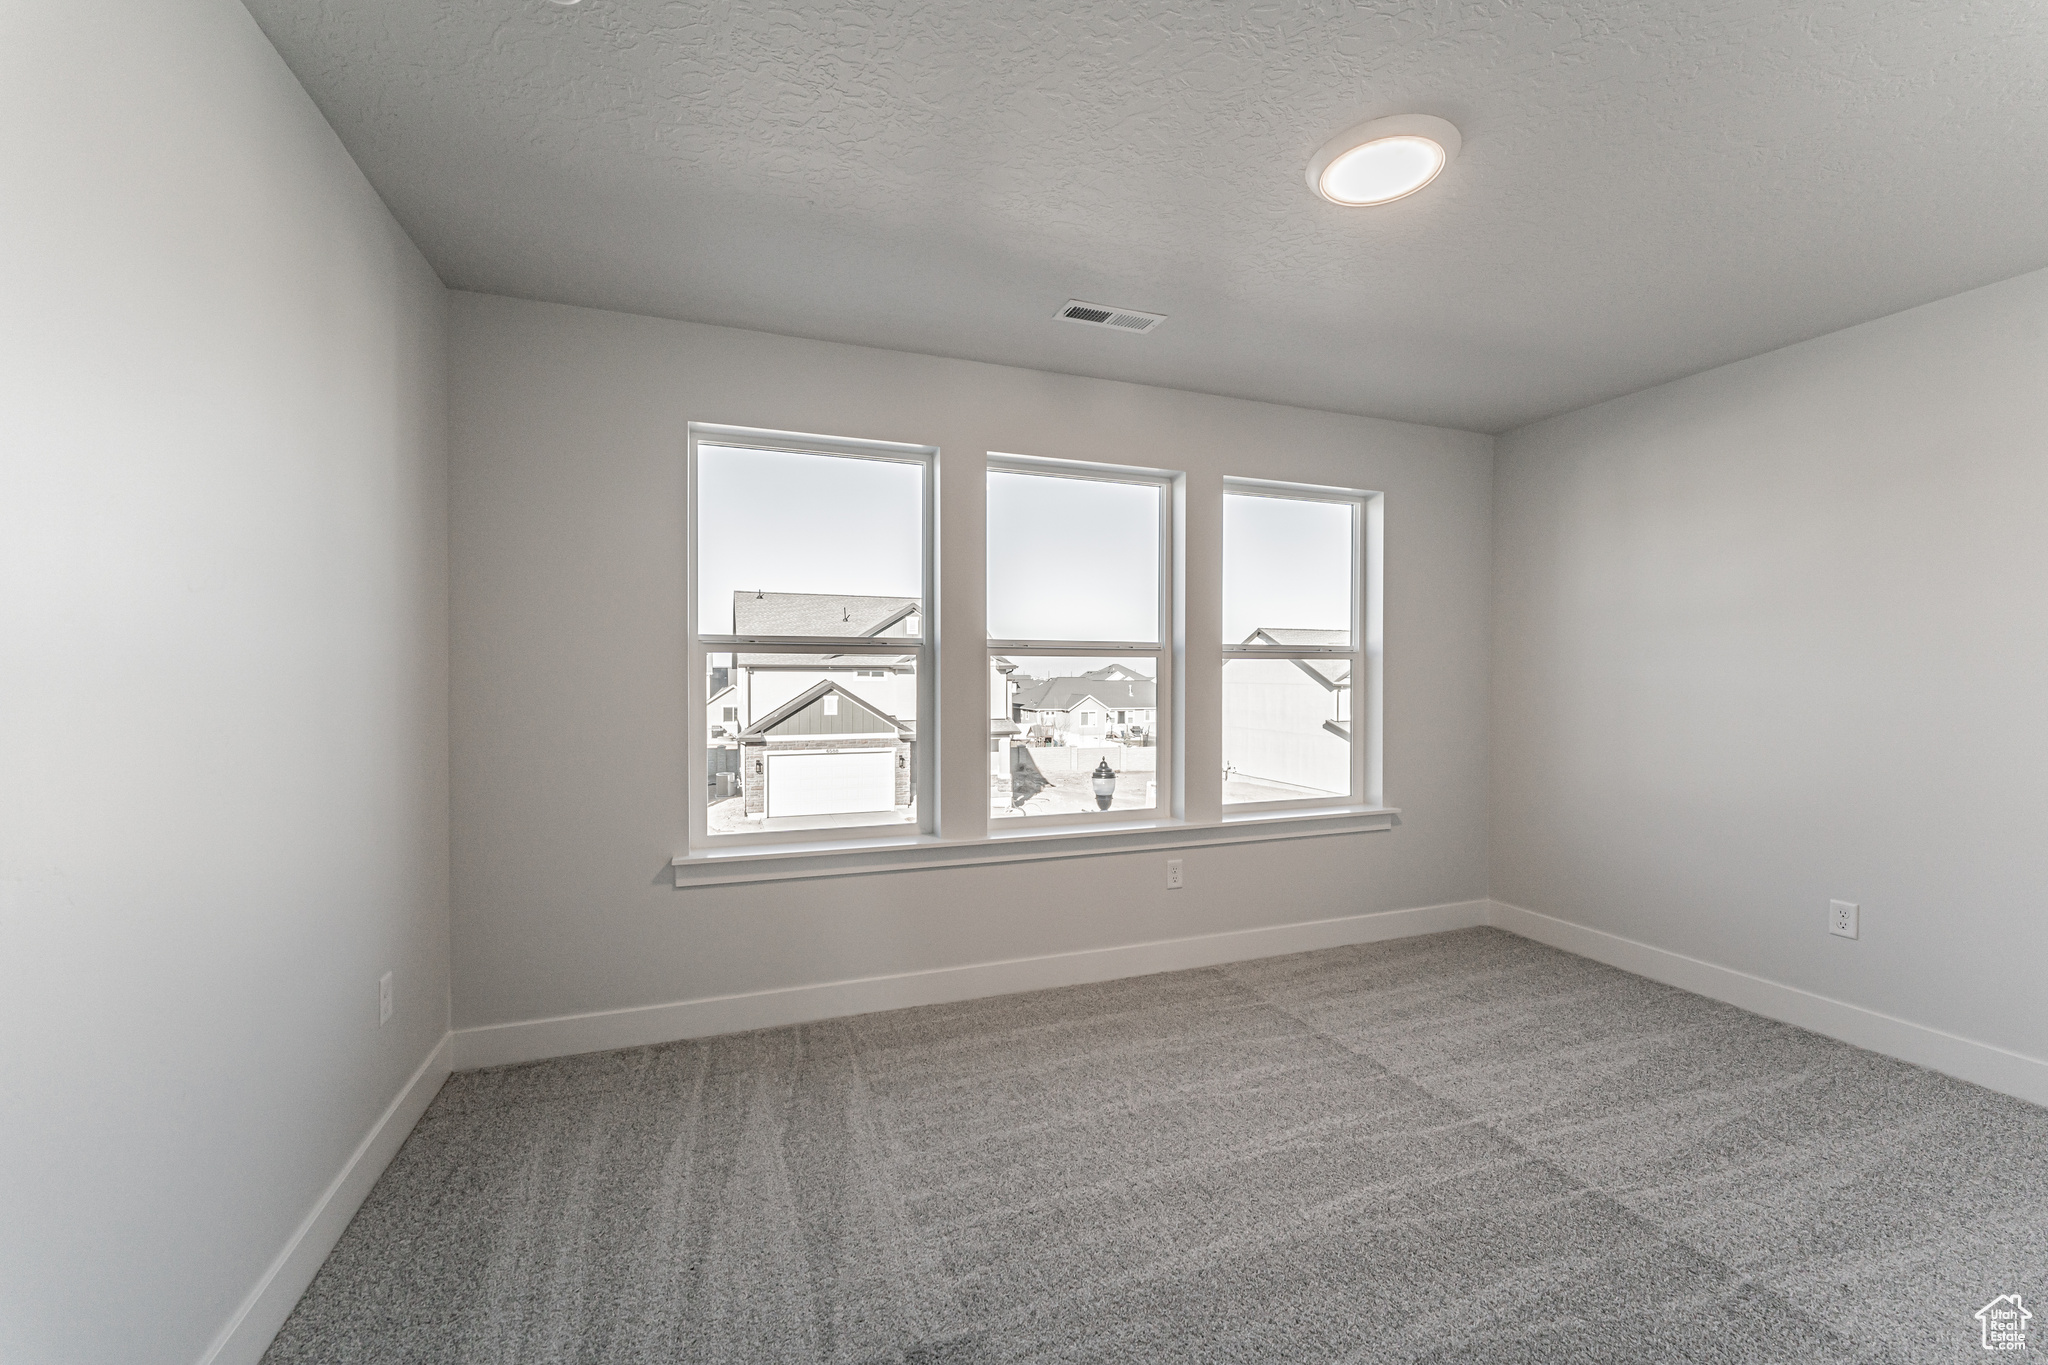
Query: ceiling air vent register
1057 301 1166 334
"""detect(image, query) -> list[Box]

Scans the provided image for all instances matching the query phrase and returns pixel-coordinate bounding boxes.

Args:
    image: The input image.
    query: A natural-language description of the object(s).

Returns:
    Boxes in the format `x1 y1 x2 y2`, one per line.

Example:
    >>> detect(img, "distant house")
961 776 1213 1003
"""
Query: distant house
1012 675 1156 742
990 656 1021 737
1222 628 1350 795
1078 663 1147 683
736 679 912 819
706 683 740 740
989 655 1023 807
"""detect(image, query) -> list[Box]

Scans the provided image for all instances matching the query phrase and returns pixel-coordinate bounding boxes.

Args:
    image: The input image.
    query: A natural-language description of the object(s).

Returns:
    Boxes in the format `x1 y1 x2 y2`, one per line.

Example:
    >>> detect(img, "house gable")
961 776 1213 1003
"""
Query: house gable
742 680 903 739
862 601 922 638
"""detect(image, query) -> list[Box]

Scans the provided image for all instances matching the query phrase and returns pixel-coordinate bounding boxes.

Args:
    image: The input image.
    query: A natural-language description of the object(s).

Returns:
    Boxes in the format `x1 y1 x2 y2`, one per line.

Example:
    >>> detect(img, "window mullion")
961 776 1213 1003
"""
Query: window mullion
988 641 1162 655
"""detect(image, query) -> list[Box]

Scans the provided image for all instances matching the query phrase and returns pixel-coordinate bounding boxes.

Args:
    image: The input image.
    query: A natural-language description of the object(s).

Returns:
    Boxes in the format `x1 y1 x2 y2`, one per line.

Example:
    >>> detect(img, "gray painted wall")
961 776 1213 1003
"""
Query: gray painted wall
449 293 1493 1033
0 3 450 1361
1492 264 2048 1065
12 4 2046 1357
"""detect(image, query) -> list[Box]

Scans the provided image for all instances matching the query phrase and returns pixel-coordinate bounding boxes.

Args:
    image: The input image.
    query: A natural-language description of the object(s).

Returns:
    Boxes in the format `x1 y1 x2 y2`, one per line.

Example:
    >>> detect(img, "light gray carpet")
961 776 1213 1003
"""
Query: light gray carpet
265 928 2048 1363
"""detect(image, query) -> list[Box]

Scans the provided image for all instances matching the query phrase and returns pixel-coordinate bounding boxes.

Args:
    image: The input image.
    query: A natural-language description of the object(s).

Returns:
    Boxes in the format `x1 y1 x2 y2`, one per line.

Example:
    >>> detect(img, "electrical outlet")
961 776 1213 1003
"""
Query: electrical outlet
1829 900 1859 940
1166 858 1184 890
378 971 393 1025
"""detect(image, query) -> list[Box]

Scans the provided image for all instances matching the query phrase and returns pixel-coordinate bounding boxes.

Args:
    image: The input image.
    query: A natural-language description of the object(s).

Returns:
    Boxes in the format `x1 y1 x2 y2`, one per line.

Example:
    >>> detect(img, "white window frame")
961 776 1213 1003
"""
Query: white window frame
987 452 1178 832
1221 478 1382 815
685 423 939 850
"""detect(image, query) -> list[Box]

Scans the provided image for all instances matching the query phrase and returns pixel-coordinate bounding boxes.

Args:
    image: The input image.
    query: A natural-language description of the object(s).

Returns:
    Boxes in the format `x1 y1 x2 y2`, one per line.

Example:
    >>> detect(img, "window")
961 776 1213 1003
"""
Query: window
1222 481 1371 809
688 425 935 845
677 422 1386 877
988 457 1173 823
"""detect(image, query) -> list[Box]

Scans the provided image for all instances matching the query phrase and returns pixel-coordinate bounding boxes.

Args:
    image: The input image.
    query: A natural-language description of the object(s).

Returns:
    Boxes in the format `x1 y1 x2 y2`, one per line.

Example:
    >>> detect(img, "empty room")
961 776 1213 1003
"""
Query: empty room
7 0 2048 1361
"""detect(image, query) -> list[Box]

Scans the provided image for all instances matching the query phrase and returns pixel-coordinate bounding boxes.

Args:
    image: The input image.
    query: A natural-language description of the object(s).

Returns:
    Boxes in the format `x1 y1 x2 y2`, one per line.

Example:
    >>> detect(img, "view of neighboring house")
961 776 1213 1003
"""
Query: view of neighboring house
1012 666 1157 743
708 591 1021 826
728 590 922 721
989 653 1021 803
706 683 741 741
711 610 1350 816
1222 628 1351 797
708 591 920 823
736 679 912 819
996 664 1156 816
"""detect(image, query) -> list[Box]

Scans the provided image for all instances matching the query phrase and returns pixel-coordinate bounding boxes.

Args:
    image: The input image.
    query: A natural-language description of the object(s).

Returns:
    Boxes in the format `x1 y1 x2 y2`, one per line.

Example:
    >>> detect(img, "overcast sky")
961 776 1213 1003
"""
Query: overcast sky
699 445 1352 645
987 470 1158 641
698 446 923 632
1222 492 1351 641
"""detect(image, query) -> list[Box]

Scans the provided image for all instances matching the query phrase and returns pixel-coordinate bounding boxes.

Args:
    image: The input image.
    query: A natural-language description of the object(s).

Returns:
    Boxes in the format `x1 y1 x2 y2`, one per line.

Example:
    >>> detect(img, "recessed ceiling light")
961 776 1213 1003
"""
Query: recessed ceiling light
1306 114 1461 207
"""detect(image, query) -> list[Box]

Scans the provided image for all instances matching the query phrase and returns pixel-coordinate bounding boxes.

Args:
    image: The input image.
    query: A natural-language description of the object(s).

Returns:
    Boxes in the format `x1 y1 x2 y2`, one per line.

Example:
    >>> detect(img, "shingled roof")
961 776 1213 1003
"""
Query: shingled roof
730 591 920 667
732 591 919 636
1013 677 1156 711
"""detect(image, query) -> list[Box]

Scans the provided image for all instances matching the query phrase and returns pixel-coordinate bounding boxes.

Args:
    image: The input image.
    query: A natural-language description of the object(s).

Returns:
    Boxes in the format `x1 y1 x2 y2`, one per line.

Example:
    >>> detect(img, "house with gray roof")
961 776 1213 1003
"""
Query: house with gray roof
708 591 1021 822
711 591 922 744
1012 675 1157 743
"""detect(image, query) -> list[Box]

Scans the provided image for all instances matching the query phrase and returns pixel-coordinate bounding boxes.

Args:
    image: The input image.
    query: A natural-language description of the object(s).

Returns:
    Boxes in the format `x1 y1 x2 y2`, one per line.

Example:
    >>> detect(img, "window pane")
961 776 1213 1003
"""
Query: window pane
992 656 1157 818
988 471 1159 642
698 444 923 637
1223 493 1352 646
707 649 918 835
1222 657 1350 803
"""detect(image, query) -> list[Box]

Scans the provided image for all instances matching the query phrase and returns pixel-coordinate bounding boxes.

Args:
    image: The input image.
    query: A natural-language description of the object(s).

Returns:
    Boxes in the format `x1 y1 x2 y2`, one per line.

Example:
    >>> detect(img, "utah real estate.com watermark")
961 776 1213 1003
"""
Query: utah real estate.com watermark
1976 1294 2031 1351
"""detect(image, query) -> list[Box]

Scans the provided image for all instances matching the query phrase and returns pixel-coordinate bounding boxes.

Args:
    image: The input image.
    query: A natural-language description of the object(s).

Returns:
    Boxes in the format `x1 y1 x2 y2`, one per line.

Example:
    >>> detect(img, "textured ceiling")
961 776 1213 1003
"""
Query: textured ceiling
244 0 2048 432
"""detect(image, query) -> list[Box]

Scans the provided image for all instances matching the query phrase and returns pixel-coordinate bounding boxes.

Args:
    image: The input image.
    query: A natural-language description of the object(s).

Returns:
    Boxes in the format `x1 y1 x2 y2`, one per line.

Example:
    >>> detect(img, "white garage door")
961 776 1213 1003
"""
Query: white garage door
767 750 896 818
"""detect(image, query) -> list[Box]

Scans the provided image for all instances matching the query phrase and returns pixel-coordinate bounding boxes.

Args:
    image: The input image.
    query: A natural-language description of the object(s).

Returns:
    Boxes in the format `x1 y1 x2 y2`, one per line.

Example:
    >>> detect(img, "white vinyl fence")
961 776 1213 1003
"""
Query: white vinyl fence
1017 744 1157 775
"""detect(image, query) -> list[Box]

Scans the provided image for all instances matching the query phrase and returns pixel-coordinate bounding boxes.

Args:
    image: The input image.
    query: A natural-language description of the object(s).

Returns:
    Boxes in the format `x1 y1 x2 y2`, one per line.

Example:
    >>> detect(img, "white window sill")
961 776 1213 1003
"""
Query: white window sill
672 806 1398 888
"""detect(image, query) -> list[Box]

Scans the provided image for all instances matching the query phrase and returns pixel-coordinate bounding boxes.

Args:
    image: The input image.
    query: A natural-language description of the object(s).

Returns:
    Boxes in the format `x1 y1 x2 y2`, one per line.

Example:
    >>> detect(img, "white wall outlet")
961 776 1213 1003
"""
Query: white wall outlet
1166 858 1184 890
1829 900 1859 939
378 970 393 1025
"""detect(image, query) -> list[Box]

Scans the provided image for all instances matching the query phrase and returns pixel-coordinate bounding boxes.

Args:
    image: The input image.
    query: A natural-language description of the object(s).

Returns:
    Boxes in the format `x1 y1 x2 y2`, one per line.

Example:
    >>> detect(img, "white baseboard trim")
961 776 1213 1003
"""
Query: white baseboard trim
197 1031 454 1365
452 899 1491 1070
1487 899 2048 1110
